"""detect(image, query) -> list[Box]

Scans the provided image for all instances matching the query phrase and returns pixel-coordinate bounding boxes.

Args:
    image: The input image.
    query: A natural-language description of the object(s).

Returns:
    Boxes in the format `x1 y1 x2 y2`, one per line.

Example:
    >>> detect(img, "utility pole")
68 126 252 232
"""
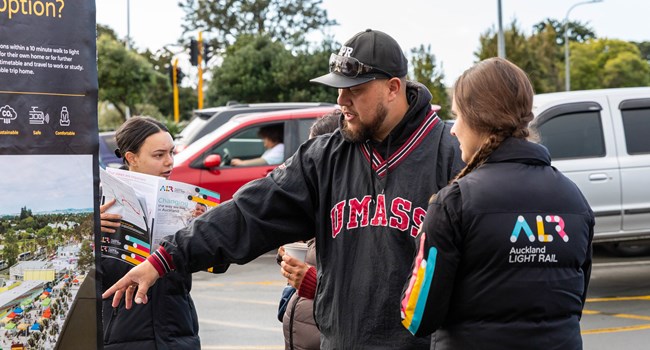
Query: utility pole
173 58 180 123
198 31 204 110
125 0 131 119
564 0 603 91
497 0 506 58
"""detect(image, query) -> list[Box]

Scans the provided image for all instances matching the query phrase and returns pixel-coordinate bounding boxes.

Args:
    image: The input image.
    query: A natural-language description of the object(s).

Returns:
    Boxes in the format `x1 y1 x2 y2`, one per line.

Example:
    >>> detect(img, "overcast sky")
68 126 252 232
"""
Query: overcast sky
96 0 649 85
0 155 93 215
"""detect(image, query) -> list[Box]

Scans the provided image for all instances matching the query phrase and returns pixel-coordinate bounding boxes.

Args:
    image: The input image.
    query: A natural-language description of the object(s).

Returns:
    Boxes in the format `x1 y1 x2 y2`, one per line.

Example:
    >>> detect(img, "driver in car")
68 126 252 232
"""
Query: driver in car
230 124 284 166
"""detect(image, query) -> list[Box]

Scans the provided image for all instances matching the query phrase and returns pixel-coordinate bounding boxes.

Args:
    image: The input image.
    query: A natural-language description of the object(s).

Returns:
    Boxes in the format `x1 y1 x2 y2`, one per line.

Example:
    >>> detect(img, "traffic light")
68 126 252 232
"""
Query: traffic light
168 65 184 85
189 39 198 66
176 67 184 83
203 42 211 63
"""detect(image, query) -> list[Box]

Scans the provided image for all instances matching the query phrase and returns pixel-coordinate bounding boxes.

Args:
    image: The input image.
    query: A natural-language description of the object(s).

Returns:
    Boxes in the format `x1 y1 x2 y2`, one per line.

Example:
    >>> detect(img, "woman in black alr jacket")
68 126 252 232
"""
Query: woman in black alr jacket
401 58 595 350
100 116 200 349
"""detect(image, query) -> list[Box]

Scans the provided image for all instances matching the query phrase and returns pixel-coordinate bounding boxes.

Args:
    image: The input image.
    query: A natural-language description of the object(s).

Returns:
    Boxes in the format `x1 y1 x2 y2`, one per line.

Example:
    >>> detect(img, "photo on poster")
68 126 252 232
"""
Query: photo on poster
0 155 93 349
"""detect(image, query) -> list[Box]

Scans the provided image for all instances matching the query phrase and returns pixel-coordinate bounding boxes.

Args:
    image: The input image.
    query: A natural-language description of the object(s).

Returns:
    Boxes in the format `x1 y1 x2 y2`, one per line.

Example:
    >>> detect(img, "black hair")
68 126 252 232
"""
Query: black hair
114 116 170 166
310 109 341 137
258 124 284 144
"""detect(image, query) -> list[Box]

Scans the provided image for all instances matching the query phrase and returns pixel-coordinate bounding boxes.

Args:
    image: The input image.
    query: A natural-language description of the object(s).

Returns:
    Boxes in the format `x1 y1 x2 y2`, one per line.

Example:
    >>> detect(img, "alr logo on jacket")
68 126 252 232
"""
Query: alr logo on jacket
508 214 569 264
330 194 426 238
511 215 569 243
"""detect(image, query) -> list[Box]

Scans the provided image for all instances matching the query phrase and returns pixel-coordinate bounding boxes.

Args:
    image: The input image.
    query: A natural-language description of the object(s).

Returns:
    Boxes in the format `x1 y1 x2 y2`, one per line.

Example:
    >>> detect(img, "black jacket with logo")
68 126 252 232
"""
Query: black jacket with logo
161 82 463 349
401 138 594 350
101 254 199 349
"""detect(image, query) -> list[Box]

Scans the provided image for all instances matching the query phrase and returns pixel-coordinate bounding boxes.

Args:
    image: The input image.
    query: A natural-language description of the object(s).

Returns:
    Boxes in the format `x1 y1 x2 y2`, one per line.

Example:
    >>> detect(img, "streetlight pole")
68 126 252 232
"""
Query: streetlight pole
564 0 602 91
125 0 131 119
126 0 130 50
497 0 506 58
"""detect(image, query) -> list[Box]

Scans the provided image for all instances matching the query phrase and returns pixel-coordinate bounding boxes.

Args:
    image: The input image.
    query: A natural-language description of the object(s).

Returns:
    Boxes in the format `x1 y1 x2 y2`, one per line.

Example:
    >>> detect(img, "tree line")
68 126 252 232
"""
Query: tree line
0 212 92 267
97 0 650 130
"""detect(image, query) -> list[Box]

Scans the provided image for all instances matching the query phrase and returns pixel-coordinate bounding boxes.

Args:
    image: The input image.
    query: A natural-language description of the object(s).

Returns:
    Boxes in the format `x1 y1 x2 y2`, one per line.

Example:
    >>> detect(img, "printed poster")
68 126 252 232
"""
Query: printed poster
0 1 99 349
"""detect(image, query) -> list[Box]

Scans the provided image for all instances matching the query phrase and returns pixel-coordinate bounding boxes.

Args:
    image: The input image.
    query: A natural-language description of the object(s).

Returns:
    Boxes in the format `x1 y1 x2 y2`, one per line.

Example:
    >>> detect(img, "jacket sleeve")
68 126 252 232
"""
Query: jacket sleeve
158 141 322 275
401 184 463 336
297 266 317 299
437 122 465 189
579 211 595 317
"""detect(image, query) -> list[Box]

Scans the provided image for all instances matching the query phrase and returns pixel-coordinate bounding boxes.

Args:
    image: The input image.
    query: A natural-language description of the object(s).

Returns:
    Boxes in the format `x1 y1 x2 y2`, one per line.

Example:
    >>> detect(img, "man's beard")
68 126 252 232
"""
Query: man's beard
340 103 388 143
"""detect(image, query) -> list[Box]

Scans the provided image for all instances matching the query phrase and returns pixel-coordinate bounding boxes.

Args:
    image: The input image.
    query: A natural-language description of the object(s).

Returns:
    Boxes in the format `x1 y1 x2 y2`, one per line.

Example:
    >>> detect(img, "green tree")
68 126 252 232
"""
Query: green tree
4 229 19 266
97 34 159 121
477 20 547 91
97 23 123 44
20 206 33 220
206 34 337 106
409 45 449 119
76 239 94 273
571 39 650 90
532 18 596 45
476 18 599 93
528 22 564 93
271 38 339 103
632 41 650 63
72 214 93 242
36 226 52 249
207 34 287 105
179 0 336 49
21 216 36 230
141 48 198 121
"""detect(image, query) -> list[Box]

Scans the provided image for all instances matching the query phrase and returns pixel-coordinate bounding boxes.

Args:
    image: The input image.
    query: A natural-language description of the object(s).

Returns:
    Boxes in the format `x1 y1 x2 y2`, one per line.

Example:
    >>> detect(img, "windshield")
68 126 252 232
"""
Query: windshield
174 118 243 164
176 106 228 141
176 117 208 141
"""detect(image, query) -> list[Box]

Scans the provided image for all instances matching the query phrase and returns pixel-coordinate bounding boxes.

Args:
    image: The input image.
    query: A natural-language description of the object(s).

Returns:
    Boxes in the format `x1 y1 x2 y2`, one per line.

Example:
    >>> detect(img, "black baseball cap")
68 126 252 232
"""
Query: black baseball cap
310 29 408 88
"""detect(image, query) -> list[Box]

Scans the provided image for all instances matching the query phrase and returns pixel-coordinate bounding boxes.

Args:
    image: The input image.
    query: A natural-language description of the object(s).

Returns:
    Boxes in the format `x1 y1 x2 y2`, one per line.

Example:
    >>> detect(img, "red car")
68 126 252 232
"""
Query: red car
169 106 337 202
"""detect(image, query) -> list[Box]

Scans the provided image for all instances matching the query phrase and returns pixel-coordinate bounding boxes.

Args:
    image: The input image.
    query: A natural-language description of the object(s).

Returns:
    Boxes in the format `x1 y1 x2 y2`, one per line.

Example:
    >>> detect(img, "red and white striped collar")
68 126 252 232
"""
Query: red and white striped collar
360 109 441 178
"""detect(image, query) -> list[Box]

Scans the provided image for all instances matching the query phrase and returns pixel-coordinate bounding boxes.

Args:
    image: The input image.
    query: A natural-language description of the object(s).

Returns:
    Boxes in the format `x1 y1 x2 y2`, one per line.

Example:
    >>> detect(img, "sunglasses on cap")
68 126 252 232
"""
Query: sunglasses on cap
328 54 392 78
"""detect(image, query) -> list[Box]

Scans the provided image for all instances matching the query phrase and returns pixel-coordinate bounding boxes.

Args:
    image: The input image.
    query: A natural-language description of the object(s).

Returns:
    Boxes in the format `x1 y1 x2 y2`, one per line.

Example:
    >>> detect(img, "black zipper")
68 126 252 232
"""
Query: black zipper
103 307 118 343
312 273 322 331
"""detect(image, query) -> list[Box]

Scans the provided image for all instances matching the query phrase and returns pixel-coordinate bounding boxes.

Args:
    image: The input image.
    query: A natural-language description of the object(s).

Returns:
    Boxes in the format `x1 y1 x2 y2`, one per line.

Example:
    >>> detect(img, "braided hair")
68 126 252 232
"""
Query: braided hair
452 57 537 181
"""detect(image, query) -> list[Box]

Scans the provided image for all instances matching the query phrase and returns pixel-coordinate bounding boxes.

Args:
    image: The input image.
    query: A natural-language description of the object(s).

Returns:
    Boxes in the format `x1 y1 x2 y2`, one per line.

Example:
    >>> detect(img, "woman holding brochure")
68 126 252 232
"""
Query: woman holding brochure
100 116 201 349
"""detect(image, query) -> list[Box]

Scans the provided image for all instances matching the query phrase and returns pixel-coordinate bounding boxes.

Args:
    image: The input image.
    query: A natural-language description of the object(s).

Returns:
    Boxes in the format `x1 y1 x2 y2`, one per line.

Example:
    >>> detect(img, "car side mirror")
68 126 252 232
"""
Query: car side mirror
204 154 222 168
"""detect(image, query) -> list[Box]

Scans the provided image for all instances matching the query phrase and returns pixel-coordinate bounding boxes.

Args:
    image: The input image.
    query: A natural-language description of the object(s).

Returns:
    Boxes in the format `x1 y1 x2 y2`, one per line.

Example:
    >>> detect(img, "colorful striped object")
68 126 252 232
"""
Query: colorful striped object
401 233 437 335
195 187 221 204
188 195 218 207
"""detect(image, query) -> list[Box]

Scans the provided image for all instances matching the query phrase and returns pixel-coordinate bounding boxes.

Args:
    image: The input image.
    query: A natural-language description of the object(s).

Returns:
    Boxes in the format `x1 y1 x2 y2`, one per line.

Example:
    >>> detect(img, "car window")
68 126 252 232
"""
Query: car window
99 132 121 168
177 117 209 141
206 123 284 166
537 111 605 160
297 119 315 145
102 133 118 153
621 108 650 155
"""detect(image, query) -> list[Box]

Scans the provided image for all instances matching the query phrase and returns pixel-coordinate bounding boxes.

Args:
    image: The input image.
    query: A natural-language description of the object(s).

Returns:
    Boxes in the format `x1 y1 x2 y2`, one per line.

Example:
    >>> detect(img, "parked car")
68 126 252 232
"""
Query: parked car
174 102 334 153
99 131 121 169
531 87 650 256
170 106 337 202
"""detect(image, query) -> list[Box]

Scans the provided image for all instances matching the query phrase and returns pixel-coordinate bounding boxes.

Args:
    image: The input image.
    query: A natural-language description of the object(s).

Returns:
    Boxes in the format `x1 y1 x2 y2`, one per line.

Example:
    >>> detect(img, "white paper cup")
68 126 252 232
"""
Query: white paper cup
283 242 308 262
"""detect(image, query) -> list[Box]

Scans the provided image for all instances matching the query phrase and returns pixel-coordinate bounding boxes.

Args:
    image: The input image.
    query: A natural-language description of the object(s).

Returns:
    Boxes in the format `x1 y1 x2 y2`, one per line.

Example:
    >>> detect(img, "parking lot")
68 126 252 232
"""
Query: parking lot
190 246 650 349
582 247 650 349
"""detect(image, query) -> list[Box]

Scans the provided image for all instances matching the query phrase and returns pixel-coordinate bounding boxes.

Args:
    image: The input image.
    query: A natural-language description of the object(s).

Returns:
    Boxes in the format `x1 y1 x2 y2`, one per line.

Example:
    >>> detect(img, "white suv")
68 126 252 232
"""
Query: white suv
531 87 650 256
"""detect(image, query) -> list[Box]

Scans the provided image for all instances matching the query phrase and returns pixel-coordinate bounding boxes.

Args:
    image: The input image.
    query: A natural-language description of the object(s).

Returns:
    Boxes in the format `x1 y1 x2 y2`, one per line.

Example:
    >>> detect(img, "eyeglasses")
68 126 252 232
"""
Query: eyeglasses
328 54 392 78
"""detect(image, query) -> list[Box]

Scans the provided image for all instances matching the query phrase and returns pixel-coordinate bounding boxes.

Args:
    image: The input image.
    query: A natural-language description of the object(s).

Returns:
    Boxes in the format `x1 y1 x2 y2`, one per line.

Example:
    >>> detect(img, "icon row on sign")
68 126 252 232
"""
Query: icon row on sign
0 105 71 126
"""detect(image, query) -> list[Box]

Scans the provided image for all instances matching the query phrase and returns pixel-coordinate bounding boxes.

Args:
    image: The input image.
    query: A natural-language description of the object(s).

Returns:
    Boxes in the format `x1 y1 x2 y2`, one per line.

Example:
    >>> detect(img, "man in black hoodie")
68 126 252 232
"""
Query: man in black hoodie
104 29 463 349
